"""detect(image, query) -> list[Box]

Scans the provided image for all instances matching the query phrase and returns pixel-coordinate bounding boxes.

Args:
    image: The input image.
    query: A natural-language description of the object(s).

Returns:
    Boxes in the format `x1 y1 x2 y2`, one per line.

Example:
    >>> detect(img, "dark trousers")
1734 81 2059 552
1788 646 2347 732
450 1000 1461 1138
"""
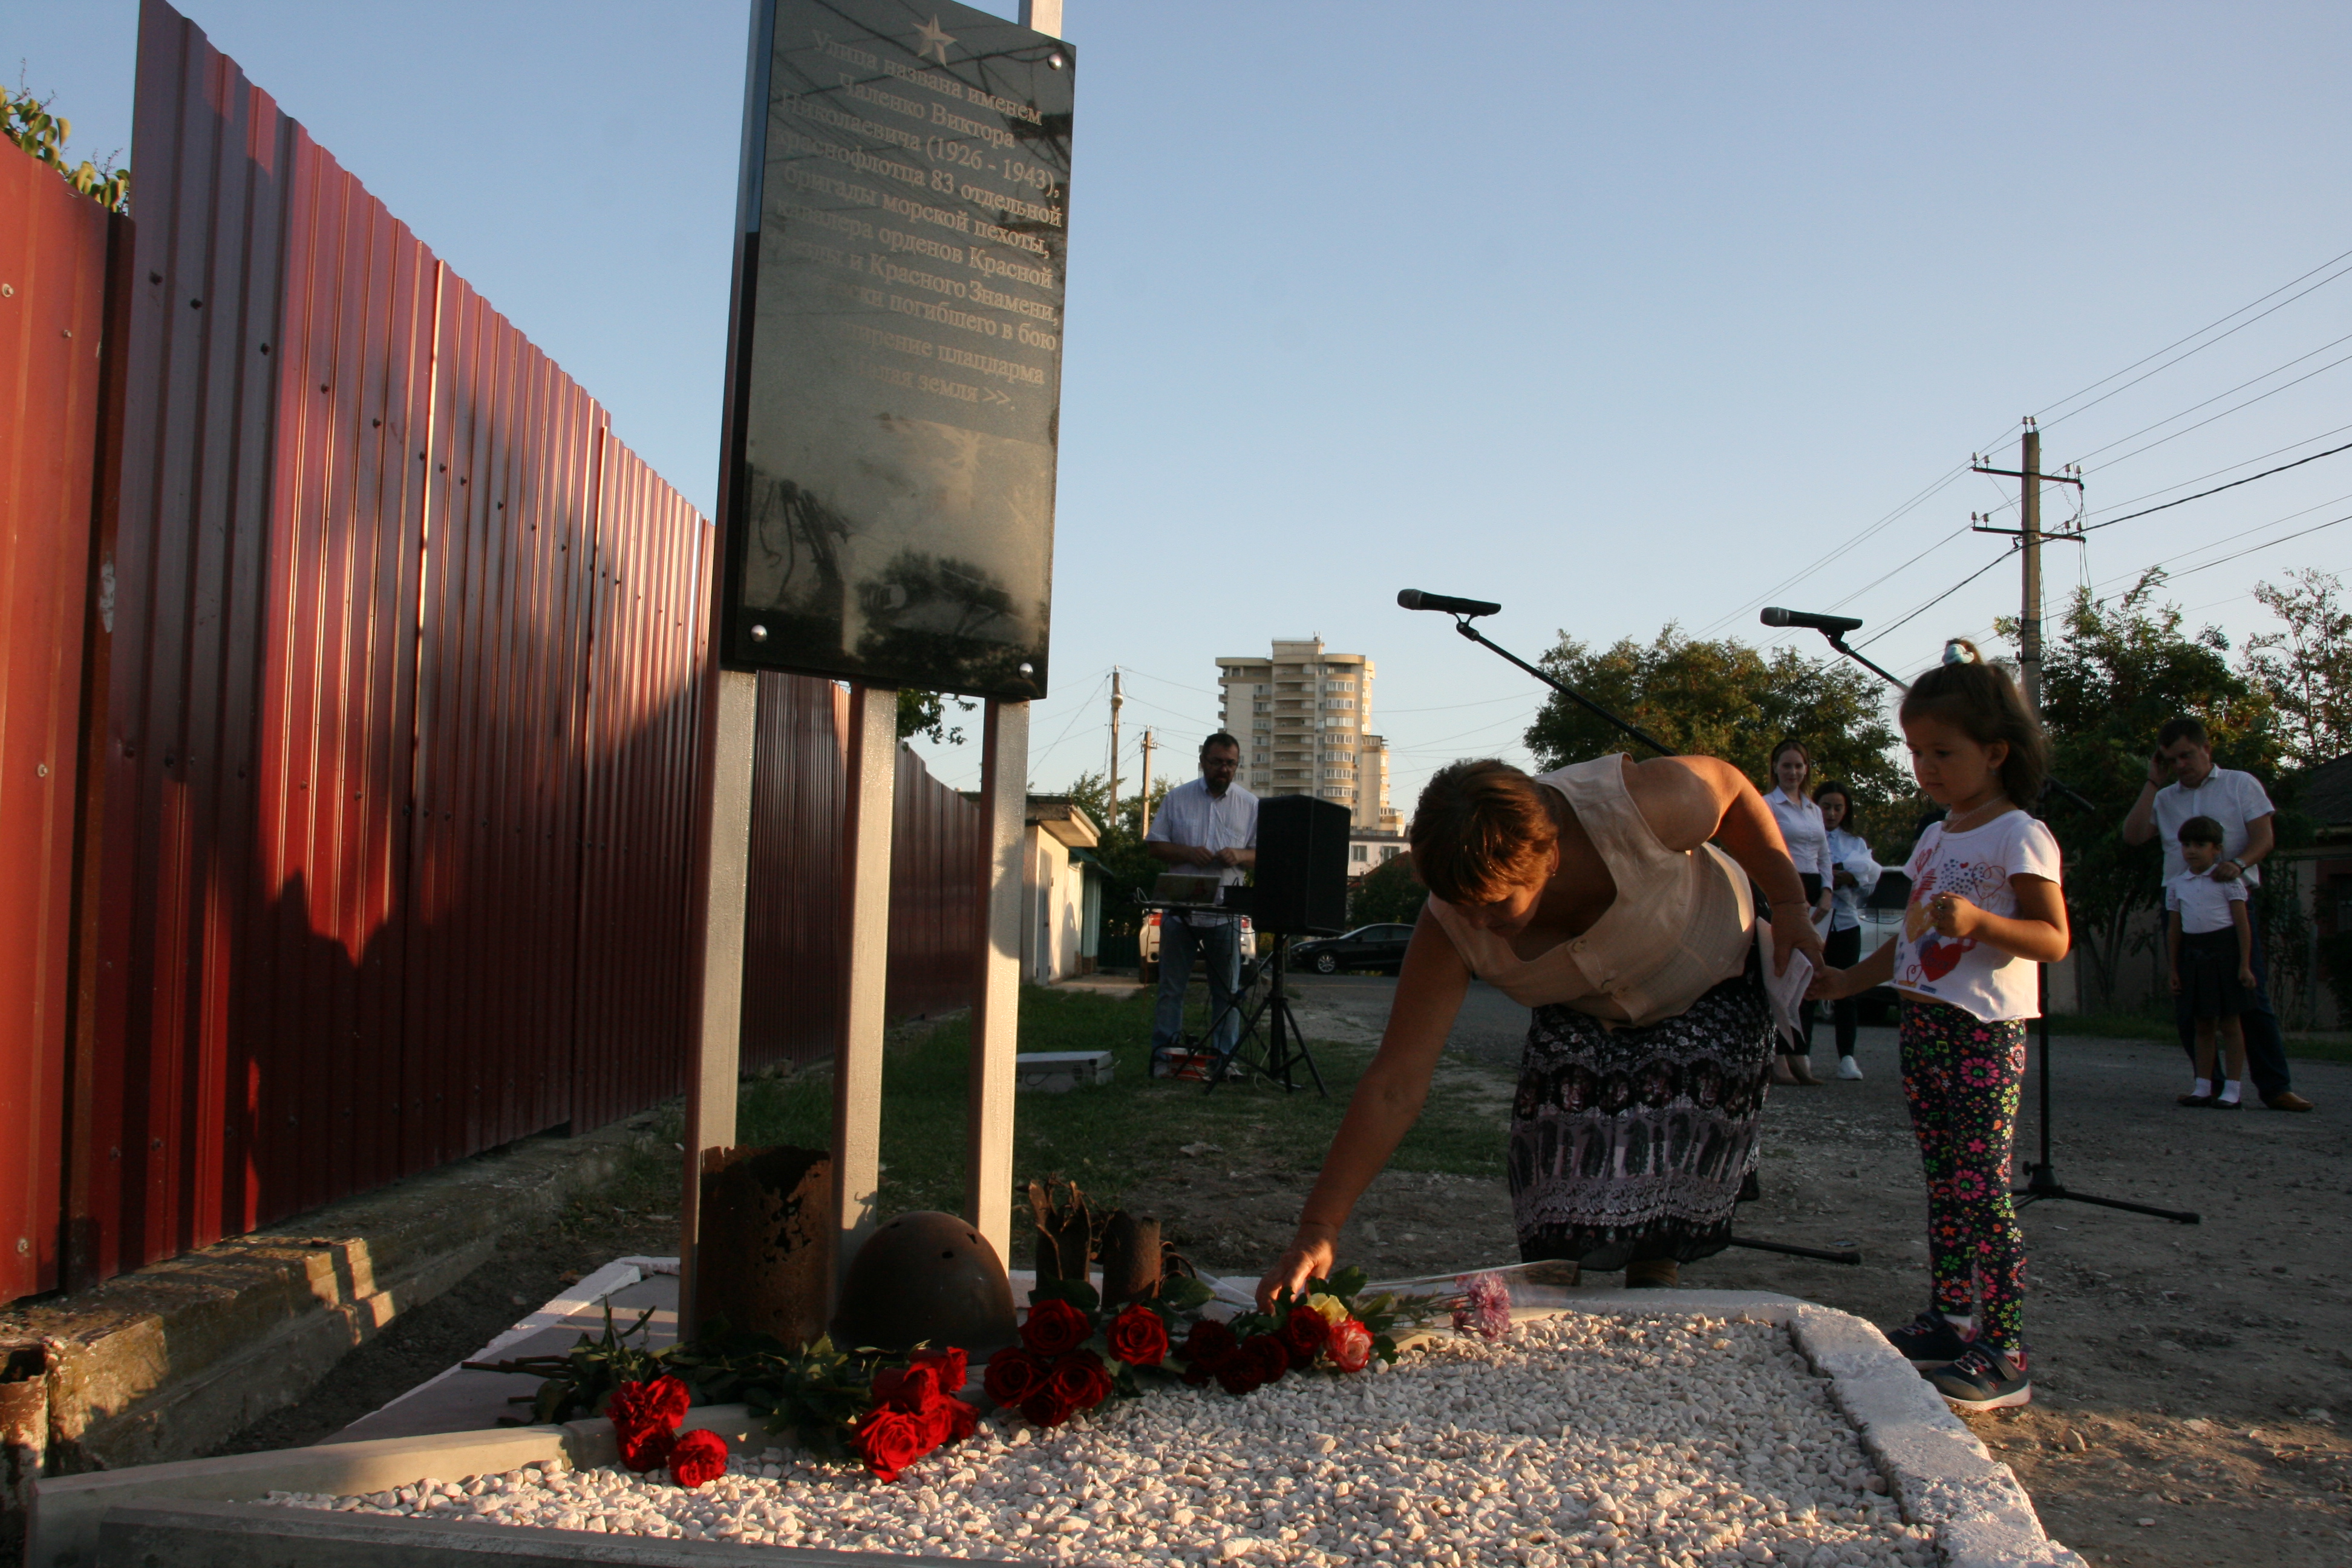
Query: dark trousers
2175 887 2292 1099
1804 923 1864 1057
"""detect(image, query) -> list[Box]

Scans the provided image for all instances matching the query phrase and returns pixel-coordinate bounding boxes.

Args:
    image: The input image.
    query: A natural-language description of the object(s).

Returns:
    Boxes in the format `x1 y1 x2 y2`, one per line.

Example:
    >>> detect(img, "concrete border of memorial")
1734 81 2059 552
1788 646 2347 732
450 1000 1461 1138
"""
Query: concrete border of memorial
27 1288 2083 1568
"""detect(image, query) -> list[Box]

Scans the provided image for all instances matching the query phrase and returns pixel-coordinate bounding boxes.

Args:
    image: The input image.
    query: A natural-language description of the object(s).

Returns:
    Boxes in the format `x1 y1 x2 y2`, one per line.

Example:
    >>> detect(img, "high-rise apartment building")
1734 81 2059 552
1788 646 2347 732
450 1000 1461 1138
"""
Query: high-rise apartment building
1215 639 1403 834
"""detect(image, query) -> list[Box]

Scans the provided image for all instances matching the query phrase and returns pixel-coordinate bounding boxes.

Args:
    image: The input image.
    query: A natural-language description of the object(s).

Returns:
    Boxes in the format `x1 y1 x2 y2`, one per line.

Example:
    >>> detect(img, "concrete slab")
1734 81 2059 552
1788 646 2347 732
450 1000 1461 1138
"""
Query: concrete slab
93 1497 1024 1566
327 1259 679 1445
33 1267 2086 1567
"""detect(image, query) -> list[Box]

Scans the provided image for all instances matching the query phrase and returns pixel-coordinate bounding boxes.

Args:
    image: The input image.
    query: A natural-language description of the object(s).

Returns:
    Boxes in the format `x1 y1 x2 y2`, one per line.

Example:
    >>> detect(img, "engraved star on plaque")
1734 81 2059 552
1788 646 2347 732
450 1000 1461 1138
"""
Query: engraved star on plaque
914 16 956 62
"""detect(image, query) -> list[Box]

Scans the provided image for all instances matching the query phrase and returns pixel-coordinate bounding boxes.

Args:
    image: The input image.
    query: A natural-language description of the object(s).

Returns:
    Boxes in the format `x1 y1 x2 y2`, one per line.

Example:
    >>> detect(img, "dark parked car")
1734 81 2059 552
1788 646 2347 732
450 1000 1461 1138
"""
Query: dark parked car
1290 923 1415 975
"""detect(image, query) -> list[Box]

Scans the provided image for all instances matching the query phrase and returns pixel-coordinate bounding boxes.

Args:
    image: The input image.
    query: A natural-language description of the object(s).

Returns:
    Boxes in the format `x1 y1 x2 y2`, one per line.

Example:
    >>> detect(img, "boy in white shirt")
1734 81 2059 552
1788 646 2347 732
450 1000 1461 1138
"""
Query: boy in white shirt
2165 815 2257 1109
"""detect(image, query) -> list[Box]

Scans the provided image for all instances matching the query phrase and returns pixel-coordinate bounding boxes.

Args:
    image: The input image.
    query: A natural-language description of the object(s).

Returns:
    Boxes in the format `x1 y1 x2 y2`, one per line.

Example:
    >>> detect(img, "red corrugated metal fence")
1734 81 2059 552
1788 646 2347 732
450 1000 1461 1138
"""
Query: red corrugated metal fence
0 144 120 1302
0 0 984 1301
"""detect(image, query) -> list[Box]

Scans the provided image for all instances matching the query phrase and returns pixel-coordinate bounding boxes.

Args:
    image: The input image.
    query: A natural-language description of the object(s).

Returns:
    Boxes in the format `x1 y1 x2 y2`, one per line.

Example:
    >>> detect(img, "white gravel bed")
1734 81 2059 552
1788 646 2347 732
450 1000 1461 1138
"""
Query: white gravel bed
259 1313 1937 1567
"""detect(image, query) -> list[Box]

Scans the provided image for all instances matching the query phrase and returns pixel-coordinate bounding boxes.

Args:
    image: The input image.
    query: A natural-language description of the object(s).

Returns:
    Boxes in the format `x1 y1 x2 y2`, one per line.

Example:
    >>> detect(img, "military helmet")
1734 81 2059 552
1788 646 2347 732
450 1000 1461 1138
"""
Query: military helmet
830 1210 1018 1356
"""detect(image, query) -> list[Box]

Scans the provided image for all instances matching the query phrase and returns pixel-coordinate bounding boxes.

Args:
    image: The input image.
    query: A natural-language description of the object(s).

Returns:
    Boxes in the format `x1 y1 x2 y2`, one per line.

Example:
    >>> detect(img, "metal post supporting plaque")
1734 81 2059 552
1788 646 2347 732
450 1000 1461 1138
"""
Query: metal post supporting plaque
966 699 1029 1259
831 684 900 1287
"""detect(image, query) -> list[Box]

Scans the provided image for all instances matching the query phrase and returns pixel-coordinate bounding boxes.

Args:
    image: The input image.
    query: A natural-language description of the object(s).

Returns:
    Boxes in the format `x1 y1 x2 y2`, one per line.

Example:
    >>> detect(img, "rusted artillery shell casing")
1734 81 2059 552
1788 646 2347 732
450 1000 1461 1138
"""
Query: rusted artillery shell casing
693 1146 834 1348
1096 1211 1163 1305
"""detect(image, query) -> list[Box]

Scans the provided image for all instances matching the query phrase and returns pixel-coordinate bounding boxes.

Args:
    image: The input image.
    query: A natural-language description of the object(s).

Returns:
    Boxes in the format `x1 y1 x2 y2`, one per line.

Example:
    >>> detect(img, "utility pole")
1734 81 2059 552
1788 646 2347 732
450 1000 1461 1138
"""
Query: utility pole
1108 669 1122 829
1970 421 2083 712
1138 730 1154 840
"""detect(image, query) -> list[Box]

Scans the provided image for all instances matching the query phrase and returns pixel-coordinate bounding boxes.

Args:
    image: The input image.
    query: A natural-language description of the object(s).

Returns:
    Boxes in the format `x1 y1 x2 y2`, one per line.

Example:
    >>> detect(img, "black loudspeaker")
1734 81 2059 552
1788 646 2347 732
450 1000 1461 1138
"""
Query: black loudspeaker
1253 795 1352 936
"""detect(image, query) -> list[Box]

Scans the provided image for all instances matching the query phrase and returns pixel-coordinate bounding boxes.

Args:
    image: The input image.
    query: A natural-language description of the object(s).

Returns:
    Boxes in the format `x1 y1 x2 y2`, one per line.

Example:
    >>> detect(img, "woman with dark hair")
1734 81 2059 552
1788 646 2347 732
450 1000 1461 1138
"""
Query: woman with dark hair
1255 752 1823 1300
1811 782 1880 1080
1765 740 1835 1086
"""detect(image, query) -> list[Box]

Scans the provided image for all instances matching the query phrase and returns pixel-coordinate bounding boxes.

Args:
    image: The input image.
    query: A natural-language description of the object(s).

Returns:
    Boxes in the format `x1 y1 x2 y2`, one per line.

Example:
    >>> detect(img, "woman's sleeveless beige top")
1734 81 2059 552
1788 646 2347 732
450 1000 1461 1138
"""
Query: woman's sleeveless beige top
1423 755 1756 1026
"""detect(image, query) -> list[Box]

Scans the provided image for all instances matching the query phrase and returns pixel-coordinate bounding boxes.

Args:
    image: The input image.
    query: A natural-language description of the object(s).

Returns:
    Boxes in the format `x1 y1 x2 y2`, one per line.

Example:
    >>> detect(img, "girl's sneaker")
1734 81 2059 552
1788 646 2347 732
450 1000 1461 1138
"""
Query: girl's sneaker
1929 1345 2031 1410
1881 1311 1972 1368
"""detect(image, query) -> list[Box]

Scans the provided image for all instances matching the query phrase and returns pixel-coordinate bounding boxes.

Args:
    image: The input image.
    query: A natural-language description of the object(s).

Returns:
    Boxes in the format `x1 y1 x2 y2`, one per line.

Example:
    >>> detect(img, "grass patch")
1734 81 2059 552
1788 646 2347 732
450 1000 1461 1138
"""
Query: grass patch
730 986 1508 1263
2042 1008 2352 1064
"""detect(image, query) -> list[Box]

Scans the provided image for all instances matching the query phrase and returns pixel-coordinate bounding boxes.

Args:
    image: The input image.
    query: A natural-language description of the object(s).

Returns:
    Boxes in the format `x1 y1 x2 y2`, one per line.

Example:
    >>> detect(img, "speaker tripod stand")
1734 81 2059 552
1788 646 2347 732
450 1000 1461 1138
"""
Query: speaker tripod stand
1201 935 1326 1097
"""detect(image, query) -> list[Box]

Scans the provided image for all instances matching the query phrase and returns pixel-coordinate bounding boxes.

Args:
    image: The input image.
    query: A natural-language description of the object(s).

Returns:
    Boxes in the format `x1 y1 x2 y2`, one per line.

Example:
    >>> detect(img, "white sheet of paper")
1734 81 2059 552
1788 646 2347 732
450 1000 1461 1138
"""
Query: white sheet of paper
1756 921 1814 1047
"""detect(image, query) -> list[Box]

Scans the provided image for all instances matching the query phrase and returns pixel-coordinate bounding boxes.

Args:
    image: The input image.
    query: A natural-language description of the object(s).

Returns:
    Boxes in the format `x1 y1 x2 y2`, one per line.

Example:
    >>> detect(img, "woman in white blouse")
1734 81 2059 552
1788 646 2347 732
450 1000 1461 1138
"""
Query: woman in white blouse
1765 740 1834 1085
1811 781 1881 1080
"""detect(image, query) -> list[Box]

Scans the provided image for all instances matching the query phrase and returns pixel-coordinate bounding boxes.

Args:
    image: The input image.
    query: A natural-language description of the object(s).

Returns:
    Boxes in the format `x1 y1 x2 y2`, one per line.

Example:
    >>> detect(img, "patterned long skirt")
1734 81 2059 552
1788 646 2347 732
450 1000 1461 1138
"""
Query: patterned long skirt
1508 961 1774 1269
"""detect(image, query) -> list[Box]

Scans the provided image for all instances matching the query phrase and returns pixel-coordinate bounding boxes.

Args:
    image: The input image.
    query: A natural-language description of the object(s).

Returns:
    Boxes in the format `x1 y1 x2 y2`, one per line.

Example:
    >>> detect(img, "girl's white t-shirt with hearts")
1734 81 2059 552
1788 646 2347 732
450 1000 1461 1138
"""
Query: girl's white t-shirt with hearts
1897 808 2063 1022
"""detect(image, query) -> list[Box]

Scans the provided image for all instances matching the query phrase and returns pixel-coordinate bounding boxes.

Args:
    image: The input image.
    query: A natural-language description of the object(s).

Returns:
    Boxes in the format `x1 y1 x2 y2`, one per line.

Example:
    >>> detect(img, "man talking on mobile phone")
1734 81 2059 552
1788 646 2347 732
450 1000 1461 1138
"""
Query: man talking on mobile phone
2122 717 2312 1112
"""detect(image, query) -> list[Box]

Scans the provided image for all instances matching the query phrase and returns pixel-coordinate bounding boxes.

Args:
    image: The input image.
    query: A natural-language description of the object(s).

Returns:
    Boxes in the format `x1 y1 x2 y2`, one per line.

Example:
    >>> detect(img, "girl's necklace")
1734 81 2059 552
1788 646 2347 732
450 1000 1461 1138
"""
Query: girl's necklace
1942 797 2009 834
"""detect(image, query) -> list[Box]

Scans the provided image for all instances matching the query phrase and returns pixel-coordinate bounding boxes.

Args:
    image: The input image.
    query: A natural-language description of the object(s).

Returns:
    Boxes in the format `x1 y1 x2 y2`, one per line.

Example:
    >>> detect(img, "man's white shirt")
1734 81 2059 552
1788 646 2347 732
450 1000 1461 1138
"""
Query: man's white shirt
2152 768 2274 887
1146 777 1259 923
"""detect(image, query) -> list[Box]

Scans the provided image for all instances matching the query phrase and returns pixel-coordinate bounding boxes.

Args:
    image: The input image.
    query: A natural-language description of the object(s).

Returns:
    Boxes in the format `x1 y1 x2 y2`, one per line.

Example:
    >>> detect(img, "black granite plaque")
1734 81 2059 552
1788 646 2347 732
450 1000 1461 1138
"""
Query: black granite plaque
717 0 1073 699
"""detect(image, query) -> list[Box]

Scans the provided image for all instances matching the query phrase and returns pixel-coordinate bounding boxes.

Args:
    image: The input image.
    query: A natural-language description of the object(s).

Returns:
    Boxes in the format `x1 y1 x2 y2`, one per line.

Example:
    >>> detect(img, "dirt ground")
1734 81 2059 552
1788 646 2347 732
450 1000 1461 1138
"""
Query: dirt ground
1112 975 2351 1568
24 980 2338 1568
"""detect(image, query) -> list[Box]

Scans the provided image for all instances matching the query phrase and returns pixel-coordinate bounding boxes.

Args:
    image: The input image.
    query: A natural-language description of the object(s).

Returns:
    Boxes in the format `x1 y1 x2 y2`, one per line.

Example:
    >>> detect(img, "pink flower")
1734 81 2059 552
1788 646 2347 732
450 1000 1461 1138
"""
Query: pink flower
1452 1271 1512 1342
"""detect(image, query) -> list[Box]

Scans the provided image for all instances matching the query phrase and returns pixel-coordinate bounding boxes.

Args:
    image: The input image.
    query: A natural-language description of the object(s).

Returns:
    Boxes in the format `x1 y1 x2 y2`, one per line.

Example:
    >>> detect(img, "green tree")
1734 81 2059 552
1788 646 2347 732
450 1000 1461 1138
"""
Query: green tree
5 81 130 212
2243 569 2352 768
896 688 976 746
1059 769 1174 932
1348 852 1427 925
1521 625 1909 830
2037 572 2279 1008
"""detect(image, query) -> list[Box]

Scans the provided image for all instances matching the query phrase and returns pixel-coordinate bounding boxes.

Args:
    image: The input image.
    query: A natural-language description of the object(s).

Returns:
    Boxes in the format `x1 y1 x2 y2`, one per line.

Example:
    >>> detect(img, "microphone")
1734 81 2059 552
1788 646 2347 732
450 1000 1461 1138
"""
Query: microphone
1760 606 1864 636
1397 589 1502 617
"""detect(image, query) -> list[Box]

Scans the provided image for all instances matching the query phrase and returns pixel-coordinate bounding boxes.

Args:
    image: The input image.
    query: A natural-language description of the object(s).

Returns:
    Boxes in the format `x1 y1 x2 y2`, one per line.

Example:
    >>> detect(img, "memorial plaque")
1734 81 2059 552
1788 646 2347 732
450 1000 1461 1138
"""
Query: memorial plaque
718 0 1073 699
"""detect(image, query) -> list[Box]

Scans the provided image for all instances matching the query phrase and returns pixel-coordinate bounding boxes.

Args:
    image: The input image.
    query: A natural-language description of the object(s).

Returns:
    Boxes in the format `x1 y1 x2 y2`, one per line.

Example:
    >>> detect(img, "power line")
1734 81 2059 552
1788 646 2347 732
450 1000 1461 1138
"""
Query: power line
2081 422 2352 519
2074 333 2352 468
2031 244 2352 426
2037 253 2352 433
1706 247 2352 633
1854 547 2017 651
2079 439 2352 534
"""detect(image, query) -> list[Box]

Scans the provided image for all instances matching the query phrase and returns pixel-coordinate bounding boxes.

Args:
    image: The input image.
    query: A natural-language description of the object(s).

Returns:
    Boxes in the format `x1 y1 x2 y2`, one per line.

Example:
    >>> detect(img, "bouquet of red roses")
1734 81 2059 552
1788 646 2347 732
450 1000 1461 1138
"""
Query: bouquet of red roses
606 1374 731 1488
1169 1267 1424 1394
982 1283 1166 1428
852 1347 981 1482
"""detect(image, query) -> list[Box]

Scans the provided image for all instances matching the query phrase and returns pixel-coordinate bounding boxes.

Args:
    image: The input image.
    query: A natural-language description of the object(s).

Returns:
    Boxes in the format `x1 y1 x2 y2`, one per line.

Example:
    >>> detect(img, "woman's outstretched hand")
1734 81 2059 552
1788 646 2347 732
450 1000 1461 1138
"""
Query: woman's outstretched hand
1769 899 1827 976
1256 1223 1339 1312
1806 965 1852 1001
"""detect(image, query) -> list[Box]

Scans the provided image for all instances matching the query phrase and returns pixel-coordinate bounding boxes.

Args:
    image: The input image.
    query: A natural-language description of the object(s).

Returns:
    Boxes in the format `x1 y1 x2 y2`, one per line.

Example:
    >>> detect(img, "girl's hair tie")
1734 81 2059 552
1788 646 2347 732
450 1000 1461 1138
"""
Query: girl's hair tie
1941 640 1980 666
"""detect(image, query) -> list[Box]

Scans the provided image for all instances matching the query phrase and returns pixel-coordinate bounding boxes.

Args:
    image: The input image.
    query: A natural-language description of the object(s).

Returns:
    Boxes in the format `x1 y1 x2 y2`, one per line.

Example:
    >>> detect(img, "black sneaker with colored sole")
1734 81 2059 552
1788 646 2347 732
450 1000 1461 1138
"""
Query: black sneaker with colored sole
1929 1345 2031 1410
1881 1311 1973 1369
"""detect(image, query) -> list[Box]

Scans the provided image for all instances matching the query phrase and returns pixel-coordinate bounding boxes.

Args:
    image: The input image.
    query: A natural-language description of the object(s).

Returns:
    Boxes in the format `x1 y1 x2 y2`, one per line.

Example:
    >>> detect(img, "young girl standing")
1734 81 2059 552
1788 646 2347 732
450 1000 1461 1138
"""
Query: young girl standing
1812 641 2069 1411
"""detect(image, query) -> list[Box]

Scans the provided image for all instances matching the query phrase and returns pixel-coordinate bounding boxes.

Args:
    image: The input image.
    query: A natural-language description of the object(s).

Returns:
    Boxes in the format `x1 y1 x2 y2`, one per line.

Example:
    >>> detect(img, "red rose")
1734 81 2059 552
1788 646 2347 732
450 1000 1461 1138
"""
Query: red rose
854 1406 930 1483
1020 1387 1077 1427
1105 1302 1171 1367
641 1374 691 1427
910 1346 969 1391
984 1345 1048 1405
1049 1349 1115 1411
1327 1318 1375 1373
668 1428 729 1489
1214 1359 1262 1396
923 1394 981 1448
618 1422 677 1472
1021 1296 1092 1355
1281 1305 1332 1368
1241 1333 1291 1386
1183 1318 1240 1369
872 1362 942 1415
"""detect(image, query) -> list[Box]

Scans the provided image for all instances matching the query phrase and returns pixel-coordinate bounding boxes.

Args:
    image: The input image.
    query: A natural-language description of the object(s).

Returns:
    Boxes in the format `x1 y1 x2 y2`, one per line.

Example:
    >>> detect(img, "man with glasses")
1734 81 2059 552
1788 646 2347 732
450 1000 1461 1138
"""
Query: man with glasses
1145 733 1258 1062
2122 717 2313 1111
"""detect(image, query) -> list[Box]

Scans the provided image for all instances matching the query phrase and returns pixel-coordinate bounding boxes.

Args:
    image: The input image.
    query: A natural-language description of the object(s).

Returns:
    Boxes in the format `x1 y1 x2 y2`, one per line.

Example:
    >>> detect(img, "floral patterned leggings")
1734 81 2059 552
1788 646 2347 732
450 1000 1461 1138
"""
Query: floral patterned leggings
1900 998 2029 1356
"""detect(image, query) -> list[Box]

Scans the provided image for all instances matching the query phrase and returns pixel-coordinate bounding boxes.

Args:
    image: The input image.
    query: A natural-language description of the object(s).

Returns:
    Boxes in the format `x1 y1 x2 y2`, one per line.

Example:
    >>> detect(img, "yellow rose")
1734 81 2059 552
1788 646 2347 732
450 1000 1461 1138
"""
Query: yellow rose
1305 1293 1350 1327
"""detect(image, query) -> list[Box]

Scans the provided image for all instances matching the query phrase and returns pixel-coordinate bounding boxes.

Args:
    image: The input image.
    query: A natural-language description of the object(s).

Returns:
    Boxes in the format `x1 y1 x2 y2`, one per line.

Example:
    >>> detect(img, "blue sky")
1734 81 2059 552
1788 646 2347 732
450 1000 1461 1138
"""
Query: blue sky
15 1 2351 812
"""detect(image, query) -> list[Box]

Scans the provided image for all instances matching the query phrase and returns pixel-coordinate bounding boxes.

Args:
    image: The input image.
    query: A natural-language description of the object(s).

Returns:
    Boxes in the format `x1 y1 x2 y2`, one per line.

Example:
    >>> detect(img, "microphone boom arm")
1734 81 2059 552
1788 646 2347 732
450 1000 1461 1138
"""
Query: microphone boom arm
1448 617 1678 759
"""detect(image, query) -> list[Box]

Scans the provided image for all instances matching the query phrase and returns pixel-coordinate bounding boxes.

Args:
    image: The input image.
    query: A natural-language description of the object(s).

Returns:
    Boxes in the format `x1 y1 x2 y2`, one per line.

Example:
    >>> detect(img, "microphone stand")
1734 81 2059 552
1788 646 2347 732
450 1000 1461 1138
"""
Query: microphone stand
1425 610 1861 1267
1790 624 2198 1227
